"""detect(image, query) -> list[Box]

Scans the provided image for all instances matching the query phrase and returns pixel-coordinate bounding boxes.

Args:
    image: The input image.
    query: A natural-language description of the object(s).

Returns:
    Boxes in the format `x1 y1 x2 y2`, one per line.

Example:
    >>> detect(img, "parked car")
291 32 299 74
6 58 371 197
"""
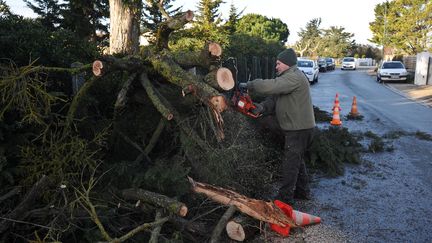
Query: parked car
297 58 319 84
341 57 356 70
325 57 335 70
377 61 408 83
317 58 327 72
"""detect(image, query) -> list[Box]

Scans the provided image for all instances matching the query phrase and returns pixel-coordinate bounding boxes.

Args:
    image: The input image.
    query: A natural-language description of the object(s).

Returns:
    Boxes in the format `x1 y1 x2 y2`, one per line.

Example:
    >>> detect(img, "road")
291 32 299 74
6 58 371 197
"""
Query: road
266 68 432 243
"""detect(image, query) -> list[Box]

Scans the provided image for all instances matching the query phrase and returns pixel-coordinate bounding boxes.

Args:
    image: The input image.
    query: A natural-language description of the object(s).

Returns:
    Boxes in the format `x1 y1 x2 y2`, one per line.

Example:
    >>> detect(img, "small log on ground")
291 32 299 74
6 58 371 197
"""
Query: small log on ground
204 67 235 91
226 215 260 242
92 56 148 77
122 188 188 217
188 177 297 228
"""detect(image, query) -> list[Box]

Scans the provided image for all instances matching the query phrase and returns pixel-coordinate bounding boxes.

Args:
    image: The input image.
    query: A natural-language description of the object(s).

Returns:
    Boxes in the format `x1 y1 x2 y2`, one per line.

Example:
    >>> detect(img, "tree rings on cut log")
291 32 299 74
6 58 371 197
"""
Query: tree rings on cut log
208 42 222 57
226 220 245 241
210 96 227 113
216 67 235 90
92 60 103 76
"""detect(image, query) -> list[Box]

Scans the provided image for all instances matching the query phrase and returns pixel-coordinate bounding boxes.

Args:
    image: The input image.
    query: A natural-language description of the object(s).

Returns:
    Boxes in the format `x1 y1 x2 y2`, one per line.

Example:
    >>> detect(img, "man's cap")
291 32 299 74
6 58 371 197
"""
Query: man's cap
277 48 297 66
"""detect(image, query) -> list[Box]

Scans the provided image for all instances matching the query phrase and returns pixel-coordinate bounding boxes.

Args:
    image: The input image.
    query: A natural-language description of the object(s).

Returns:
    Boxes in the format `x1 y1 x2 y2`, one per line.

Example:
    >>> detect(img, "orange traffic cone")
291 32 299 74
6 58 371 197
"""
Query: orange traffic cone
292 210 321 226
349 96 359 116
332 93 341 111
330 106 342 126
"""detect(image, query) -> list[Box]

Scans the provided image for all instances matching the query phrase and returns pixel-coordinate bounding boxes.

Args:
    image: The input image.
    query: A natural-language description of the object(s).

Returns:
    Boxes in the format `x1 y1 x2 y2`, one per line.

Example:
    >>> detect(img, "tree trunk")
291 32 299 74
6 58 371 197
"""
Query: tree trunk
109 0 140 55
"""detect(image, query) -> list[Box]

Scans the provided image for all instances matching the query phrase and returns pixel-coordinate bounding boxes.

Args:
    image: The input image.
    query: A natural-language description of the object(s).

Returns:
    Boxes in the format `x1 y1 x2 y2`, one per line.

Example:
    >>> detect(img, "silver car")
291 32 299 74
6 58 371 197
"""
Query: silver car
377 61 408 83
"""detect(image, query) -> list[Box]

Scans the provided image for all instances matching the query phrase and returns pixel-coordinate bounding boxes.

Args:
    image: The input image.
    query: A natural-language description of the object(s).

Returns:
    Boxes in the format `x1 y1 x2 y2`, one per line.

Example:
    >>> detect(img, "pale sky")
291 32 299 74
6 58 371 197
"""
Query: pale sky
6 0 386 45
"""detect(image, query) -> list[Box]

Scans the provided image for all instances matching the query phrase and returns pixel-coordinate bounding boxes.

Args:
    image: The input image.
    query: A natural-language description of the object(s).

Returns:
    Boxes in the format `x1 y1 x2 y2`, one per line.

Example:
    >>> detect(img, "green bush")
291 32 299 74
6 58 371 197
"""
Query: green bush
0 15 99 67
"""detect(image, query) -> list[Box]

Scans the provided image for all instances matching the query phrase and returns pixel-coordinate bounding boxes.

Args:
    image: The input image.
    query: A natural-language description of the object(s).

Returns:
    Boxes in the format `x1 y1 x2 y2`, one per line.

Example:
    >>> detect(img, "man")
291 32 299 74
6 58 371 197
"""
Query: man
244 48 316 204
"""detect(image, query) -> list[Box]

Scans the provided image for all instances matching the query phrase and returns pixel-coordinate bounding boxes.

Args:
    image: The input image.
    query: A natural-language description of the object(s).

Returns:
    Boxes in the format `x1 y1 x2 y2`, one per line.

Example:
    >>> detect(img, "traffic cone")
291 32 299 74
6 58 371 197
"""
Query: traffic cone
330 106 342 126
292 210 321 226
332 93 341 111
349 96 359 116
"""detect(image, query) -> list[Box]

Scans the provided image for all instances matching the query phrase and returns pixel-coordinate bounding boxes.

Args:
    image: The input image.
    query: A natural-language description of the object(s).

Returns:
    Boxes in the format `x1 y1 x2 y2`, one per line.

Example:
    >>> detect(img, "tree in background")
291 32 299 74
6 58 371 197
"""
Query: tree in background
223 1 243 34
370 0 432 55
236 13 289 43
295 18 323 57
24 0 63 30
0 0 11 17
319 26 354 58
61 0 109 42
142 0 181 37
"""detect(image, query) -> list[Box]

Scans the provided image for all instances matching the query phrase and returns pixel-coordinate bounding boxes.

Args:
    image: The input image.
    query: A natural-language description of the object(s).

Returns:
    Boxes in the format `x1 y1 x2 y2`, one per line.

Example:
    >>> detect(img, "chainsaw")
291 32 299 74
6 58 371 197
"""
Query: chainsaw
222 57 261 118
231 82 261 118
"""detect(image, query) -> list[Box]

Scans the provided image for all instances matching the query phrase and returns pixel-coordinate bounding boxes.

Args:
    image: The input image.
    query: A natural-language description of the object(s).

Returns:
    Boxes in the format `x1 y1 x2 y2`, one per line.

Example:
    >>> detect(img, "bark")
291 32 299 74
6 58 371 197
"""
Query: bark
168 215 208 236
226 215 260 241
188 177 297 228
173 42 223 70
122 188 188 217
148 52 228 113
0 175 51 234
0 187 21 204
109 0 140 55
156 10 194 51
209 205 237 243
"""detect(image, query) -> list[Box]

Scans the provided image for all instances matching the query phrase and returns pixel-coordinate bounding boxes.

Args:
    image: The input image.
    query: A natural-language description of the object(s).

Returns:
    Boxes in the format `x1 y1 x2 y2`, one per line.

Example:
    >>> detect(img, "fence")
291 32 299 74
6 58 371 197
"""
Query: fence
224 56 277 82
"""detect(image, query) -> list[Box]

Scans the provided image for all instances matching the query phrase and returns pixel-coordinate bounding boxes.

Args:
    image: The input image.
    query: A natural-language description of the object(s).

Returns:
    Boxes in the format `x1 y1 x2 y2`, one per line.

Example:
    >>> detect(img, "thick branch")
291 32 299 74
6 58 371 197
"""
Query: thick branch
122 188 188 217
92 56 148 77
0 175 50 234
173 42 222 70
209 205 237 243
188 177 297 228
156 11 194 51
148 52 228 113
140 72 174 120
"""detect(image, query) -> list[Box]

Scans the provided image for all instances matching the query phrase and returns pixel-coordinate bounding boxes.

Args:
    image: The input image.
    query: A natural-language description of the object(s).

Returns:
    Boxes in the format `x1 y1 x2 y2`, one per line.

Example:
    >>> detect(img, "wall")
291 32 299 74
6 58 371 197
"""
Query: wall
414 52 431 85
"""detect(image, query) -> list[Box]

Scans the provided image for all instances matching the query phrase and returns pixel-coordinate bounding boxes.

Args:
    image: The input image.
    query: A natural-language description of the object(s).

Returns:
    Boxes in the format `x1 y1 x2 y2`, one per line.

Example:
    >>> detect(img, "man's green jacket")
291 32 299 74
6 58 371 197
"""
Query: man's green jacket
247 65 316 131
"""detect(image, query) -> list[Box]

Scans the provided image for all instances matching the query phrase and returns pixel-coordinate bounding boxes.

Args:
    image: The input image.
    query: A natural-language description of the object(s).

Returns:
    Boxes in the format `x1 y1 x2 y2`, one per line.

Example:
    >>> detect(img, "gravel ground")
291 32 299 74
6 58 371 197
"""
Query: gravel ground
248 117 432 243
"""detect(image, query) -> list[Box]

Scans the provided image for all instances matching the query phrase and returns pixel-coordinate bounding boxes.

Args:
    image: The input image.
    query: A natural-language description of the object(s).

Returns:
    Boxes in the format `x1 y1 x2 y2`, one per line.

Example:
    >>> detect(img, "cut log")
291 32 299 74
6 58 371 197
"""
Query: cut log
122 188 188 217
226 216 260 241
188 177 297 228
92 56 148 77
204 67 235 91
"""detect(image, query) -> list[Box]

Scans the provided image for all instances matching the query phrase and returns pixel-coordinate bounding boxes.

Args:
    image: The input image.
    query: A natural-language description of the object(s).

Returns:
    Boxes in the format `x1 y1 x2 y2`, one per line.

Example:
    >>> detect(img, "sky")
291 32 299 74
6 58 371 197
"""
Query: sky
6 0 386 46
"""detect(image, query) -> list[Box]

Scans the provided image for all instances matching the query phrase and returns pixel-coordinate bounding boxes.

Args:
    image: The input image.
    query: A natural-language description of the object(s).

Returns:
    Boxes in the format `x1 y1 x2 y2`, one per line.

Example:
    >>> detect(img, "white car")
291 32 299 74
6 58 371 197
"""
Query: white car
297 59 319 84
341 57 356 70
377 61 408 83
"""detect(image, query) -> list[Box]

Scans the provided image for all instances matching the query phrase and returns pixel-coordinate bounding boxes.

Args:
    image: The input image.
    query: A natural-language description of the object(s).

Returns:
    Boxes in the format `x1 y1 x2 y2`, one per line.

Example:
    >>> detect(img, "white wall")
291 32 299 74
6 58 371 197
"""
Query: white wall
414 52 431 85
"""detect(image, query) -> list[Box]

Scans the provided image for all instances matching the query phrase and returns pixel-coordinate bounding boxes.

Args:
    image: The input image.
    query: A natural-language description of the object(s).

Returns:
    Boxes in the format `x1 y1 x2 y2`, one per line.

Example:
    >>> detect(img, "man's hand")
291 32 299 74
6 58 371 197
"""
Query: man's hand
251 102 264 116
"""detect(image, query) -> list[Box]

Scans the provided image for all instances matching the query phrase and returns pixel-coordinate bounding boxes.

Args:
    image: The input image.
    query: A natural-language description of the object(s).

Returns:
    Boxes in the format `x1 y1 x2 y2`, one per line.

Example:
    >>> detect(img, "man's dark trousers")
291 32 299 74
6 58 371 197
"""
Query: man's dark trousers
278 128 314 201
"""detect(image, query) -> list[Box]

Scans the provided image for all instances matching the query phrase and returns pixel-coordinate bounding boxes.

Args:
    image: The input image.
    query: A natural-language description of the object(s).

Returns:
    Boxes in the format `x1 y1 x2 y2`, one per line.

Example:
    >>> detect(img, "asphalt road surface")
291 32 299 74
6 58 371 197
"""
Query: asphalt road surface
258 68 432 243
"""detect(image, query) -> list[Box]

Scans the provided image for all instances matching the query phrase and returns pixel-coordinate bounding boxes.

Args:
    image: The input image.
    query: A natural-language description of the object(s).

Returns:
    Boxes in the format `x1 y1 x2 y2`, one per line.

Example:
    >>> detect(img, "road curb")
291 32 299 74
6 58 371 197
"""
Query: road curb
384 83 432 108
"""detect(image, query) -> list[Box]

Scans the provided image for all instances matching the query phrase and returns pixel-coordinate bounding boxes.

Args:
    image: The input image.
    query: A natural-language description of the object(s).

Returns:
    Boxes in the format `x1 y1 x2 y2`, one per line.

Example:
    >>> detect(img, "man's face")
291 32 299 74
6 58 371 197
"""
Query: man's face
276 60 289 75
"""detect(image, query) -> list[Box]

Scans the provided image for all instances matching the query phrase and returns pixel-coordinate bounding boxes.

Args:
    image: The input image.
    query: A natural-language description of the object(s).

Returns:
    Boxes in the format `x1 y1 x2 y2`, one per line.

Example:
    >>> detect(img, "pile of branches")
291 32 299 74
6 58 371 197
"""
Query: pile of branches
0 7 284 243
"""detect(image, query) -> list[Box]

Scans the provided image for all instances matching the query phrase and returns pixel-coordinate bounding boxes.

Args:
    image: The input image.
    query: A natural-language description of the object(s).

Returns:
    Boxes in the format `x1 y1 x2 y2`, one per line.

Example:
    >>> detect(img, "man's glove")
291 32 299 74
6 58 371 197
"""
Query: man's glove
238 82 248 89
251 102 264 116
